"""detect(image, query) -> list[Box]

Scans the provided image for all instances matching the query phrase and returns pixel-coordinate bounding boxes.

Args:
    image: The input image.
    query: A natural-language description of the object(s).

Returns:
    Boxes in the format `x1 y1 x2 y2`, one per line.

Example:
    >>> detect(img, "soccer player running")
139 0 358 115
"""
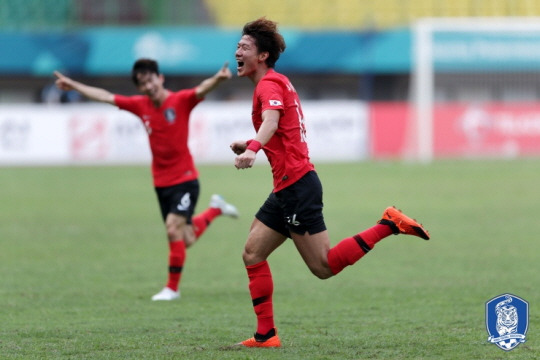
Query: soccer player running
230 18 430 347
54 59 239 301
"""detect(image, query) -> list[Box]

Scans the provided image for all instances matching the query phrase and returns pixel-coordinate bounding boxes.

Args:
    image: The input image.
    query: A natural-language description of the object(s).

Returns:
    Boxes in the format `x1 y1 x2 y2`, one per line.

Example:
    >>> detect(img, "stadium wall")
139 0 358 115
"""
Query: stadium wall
0 101 368 166
4 100 540 166
371 101 540 159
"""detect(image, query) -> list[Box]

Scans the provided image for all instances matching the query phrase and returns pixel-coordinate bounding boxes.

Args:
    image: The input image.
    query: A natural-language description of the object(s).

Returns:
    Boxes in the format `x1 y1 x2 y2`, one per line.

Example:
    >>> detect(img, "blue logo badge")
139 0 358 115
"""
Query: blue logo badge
486 293 528 351
164 108 176 123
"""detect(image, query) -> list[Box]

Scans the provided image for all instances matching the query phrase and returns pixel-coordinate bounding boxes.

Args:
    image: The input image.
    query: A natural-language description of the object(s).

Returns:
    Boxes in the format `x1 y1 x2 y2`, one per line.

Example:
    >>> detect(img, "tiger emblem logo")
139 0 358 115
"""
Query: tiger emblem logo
495 297 518 336
486 294 528 351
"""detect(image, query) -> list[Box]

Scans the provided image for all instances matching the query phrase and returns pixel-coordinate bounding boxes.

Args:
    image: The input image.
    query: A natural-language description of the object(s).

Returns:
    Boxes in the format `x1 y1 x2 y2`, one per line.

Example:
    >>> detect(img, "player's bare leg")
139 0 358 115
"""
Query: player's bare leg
290 230 333 279
242 219 287 266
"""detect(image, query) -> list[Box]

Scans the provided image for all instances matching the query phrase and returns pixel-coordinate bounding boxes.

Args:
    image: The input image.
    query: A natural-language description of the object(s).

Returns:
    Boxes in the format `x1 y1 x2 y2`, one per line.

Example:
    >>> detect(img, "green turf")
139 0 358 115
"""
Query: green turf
0 160 538 359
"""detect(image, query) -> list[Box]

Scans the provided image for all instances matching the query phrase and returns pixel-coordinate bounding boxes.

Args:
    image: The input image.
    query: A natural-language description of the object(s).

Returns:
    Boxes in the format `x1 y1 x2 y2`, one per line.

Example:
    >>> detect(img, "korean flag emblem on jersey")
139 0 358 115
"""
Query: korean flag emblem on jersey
269 99 282 106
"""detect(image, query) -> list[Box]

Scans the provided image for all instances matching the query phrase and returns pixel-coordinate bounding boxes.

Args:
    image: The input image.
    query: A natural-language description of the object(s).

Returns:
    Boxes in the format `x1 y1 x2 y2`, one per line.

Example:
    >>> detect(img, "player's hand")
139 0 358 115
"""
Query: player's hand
53 71 74 91
230 140 248 155
216 62 232 81
235 150 256 169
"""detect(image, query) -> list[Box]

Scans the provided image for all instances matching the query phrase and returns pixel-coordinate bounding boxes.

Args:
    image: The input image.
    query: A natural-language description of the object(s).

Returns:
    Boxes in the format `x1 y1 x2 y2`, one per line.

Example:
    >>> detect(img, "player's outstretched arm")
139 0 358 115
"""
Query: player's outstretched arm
53 71 116 105
195 62 232 99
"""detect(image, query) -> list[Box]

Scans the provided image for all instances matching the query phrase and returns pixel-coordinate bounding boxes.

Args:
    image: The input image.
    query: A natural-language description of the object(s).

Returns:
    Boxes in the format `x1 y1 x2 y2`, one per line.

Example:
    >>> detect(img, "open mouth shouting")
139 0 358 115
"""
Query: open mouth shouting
236 60 245 73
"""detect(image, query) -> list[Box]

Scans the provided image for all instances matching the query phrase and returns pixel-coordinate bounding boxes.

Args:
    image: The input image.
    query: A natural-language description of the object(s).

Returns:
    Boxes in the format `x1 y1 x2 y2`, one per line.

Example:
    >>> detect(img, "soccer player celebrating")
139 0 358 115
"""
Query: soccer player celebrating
230 18 430 347
54 59 239 301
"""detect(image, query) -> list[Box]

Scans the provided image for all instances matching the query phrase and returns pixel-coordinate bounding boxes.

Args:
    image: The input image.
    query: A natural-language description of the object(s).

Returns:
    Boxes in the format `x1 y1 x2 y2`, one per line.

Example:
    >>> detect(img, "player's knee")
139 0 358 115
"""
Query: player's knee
166 224 183 241
308 262 333 280
165 216 187 241
311 269 333 280
242 247 256 265
183 233 195 248
242 244 268 266
166 229 175 241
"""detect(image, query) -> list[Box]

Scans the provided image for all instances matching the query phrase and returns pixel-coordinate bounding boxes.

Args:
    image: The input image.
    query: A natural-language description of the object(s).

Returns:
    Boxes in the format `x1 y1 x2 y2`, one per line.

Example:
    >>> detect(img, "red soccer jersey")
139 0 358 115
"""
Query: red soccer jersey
114 89 202 187
252 69 315 192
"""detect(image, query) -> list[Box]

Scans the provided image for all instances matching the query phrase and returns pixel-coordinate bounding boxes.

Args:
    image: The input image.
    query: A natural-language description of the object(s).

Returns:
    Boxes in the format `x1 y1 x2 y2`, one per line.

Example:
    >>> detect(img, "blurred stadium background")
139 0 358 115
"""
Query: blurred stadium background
2 4 538 358
2 0 540 164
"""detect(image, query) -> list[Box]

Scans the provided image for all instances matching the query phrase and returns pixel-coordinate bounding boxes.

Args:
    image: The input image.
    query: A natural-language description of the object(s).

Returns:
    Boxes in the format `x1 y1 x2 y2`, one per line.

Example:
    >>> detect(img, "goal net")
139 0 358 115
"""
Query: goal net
408 17 540 162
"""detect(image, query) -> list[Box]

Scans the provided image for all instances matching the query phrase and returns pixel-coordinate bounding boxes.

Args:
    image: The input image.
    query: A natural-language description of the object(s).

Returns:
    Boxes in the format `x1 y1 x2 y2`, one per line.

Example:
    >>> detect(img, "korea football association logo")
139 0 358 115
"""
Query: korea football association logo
164 108 176 123
486 294 528 351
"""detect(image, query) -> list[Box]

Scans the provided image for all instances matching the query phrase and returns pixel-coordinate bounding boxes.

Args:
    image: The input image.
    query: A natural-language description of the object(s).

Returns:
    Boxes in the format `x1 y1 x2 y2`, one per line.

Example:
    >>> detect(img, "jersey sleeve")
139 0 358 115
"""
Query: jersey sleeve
257 79 285 114
178 88 203 110
114 94 144 116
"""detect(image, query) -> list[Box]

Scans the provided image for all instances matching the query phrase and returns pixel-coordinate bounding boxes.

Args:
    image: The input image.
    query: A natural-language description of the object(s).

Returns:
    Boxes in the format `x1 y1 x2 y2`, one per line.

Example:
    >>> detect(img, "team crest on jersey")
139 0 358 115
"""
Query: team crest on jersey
486 293 528 351
269 99 282 106
164 108 176 123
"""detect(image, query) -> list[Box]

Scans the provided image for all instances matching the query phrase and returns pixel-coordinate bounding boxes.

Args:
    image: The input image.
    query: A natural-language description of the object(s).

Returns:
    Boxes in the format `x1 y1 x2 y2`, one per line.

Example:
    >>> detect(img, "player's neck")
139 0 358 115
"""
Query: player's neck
251 67 271 85
151 89 169 107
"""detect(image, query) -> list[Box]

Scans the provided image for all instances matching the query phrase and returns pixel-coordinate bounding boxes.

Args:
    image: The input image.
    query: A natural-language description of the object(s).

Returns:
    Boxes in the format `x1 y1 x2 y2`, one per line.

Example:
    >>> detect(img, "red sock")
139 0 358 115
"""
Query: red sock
246 261 275 335
192 207 221 238
327 224 392 275
166 240 186 291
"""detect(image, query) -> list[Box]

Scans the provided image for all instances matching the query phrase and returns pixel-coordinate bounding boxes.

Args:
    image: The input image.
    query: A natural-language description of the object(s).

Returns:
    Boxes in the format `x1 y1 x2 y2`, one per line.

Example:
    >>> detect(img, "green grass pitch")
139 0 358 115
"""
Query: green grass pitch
0 160 538 359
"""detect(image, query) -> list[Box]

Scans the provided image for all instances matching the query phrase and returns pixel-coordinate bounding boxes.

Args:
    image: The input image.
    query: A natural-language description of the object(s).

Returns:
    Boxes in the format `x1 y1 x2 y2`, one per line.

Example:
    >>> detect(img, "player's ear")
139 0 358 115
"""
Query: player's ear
258 51 269 63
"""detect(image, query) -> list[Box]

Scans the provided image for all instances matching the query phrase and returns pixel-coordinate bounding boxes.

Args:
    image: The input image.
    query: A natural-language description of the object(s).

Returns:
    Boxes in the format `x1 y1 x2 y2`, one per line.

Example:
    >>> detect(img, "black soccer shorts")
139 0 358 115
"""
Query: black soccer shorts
155 179 200 223
256 171 327 238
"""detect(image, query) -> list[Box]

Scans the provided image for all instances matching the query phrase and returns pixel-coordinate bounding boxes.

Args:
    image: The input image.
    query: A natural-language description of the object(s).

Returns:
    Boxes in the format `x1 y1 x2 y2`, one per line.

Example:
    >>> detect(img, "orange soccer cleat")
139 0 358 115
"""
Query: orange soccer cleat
378 206 430 240
236 328 281 348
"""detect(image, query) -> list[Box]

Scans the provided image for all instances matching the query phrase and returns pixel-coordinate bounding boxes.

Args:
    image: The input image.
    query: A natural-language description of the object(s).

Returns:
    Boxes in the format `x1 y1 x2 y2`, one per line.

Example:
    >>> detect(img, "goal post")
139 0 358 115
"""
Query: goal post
409 17 540 162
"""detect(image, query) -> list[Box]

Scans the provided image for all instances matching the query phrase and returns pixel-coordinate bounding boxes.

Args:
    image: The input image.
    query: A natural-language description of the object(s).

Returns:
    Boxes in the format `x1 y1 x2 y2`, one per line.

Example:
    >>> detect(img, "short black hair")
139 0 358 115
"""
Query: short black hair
131 58 160 85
